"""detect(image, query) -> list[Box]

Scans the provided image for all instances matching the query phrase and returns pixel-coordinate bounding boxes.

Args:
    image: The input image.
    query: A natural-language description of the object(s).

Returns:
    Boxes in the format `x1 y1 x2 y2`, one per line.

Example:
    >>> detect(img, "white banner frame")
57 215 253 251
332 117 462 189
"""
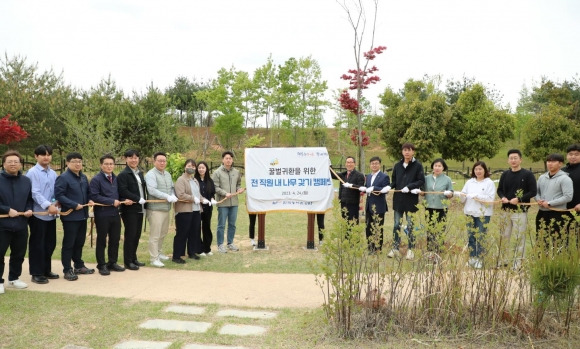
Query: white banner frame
245 147 333 213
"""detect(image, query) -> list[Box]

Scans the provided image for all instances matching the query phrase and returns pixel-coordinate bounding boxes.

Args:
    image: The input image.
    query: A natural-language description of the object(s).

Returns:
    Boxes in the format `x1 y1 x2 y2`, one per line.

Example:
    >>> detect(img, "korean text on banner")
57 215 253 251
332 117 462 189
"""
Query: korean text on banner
245 147 333 213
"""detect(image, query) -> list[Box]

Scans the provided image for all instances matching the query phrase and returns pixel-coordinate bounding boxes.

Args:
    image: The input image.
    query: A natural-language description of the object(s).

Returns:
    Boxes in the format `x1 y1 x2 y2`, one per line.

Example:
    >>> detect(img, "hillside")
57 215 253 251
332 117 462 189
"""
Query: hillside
179 126 547 173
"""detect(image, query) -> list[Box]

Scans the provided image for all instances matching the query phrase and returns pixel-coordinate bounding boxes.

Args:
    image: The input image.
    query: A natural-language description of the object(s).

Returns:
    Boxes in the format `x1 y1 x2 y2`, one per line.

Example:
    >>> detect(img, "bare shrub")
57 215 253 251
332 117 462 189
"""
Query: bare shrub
314 200 580 343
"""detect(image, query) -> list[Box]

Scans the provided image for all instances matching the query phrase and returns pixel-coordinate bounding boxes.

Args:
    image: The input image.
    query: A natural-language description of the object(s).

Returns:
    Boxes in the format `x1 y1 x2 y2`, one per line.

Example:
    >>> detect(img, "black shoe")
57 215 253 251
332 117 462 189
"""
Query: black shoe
172 258 186 264
74 266 95 275
31 275 49 284
44 272 59 279
125 263 139 270
107 263 125 272
64 270 78 281
133 260 145 267
98 266 110 276
188 254 201 260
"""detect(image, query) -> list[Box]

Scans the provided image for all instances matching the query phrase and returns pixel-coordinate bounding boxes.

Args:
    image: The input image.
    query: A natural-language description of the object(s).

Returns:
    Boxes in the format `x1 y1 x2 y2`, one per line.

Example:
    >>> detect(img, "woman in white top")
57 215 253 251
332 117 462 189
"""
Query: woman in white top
456 161 496 268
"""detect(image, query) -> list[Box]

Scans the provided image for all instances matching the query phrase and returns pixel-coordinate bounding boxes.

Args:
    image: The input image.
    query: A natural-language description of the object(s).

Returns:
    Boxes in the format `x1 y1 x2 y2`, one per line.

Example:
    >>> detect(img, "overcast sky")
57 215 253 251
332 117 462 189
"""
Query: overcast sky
2 0 579 124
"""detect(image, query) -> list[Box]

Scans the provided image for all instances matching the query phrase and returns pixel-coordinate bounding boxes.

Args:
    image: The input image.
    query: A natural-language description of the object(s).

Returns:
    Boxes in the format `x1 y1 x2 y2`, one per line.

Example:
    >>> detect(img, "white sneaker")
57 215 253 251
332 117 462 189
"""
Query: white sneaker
467 257 482 269
158 253 170 261
0 283 4 294
387 249 399 258
199 252 207 257
207 251 214 256
218 244 228 253
227 243 239 251
151 259 165 268
250 239 256 246
8 279 28 289
405 249 415 260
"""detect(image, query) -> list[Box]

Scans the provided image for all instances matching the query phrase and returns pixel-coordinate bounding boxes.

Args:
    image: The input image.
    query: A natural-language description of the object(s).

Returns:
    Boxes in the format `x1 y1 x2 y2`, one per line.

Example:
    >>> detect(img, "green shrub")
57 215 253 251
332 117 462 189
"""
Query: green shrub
166 152 186 181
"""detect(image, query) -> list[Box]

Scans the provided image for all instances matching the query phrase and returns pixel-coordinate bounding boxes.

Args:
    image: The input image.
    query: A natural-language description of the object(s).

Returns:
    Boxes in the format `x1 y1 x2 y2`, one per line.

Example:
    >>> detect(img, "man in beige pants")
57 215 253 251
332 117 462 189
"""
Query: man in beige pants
144 152 177 267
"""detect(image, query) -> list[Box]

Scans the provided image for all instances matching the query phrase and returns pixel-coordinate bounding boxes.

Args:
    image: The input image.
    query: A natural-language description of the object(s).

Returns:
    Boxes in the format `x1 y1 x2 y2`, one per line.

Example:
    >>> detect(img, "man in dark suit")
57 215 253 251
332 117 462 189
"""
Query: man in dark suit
117 149 148 271
389 143 425 260
89 154 125 276
358 156 390 252
333 156 366 225
54 152 95 281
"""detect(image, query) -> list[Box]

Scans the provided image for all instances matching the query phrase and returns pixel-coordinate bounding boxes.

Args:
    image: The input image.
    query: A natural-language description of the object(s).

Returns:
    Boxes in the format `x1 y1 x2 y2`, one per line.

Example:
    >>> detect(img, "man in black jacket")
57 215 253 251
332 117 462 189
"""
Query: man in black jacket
0 150 33 293
55 152 95 281
333 156 365 224
89 154 125 276
117 149 148 271
389 143 424 260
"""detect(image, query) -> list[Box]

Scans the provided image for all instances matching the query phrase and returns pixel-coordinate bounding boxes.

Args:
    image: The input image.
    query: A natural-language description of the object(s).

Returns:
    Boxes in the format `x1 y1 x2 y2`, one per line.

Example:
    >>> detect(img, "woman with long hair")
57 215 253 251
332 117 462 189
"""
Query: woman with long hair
194 161 216 256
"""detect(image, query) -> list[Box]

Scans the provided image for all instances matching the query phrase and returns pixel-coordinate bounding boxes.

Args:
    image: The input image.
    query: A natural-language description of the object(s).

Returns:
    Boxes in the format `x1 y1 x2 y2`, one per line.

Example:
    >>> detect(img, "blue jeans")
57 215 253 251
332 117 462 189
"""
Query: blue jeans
393 210 415 249
217 206 238 246
467 215 490 257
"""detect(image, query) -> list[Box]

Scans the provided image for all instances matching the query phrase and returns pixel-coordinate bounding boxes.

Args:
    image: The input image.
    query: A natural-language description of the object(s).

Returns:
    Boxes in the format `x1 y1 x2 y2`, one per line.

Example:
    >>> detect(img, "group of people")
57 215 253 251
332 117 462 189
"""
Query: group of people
334 143 579 269
334 143 426 257
0 148 245 294
2 142 578 294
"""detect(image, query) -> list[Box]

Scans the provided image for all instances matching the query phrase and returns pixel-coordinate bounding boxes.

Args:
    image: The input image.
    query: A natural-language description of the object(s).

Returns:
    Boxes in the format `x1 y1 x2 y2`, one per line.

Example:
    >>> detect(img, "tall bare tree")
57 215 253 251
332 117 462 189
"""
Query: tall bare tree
337 0 384 171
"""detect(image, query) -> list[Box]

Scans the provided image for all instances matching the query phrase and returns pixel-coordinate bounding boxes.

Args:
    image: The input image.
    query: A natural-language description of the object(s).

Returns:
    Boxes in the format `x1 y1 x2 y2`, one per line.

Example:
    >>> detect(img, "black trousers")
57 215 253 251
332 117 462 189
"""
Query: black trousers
61 220 87 273
536 210 569 249
94 215 121 267
28 216 57 276
187 211 202 256
121 212 143 265
174 211 202 258
426 208 447 253
340 202 360 224
249 213 257 239
200 207 213 253
0 227 28 284
365 211 385 251
317 213 325 241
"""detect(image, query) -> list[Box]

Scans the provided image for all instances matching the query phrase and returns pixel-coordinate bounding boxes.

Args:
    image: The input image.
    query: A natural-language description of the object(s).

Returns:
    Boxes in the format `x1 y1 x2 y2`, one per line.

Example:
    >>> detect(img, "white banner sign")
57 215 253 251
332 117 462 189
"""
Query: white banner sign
245 147 333 213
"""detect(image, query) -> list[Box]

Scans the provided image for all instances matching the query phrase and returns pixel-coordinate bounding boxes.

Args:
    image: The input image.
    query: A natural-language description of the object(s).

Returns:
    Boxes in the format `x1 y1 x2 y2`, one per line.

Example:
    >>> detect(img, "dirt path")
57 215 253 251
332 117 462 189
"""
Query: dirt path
13 258 323 309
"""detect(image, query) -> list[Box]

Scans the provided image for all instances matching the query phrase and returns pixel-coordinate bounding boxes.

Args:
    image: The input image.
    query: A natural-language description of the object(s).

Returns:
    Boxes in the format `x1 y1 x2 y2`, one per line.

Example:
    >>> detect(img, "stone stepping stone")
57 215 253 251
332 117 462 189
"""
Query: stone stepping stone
218 324 267 336
216 309 277 320
183 345 248 349
165 305 206 315
139 319 212 333
114 340 172 349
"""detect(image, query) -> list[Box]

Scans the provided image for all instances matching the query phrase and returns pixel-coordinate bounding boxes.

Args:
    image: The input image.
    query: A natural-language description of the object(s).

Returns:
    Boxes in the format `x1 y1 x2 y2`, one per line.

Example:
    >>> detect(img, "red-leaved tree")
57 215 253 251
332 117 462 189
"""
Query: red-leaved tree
349 128 369 147
0 114 29 145
339 45 386 170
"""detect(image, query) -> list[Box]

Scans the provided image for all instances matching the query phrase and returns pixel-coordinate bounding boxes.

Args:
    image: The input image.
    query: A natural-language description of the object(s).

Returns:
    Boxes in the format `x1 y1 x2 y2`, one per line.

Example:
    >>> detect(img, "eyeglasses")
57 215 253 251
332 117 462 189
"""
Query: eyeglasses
69 160 83 164
4 160 20 165
156 160 167 163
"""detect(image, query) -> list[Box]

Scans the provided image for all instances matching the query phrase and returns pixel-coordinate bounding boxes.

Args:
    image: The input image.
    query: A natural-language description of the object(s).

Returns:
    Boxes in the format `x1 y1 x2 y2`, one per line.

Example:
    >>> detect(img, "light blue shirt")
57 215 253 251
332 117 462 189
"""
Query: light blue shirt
26 163 58 221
